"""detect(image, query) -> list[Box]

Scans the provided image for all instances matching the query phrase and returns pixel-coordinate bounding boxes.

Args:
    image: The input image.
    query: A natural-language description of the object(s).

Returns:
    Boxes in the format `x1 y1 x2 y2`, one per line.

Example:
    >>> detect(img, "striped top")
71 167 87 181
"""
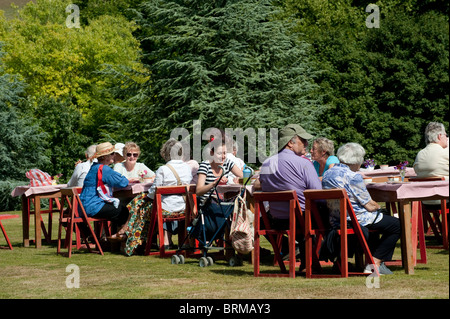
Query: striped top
197 158 235 204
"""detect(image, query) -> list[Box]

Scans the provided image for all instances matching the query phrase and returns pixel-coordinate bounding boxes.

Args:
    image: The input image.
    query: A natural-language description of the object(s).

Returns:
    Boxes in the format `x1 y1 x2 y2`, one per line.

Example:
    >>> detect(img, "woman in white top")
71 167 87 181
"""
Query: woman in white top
113 141 155 182
123 139 192 256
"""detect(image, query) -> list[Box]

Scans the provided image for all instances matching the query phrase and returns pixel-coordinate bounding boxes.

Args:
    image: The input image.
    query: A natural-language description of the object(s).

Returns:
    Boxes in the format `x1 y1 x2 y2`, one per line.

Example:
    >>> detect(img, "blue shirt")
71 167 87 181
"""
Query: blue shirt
80 162 129 216
313 155 340 177
322 163 382 227
259 149 322 218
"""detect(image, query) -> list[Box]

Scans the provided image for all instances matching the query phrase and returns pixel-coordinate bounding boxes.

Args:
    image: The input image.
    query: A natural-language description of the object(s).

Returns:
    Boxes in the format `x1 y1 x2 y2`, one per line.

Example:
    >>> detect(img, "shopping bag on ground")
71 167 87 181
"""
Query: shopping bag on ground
230 194 254 254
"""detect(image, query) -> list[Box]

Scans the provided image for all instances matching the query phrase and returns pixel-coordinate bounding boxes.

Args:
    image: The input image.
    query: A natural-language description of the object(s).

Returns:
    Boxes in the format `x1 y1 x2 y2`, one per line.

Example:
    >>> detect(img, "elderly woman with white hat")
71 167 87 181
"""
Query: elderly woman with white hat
80 142 130 240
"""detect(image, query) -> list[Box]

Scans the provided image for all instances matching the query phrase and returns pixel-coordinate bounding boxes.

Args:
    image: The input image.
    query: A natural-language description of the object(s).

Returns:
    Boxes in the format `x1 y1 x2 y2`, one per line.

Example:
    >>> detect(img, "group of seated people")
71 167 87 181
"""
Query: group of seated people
68 121 448 274
68 134 246 256
258 121 448 275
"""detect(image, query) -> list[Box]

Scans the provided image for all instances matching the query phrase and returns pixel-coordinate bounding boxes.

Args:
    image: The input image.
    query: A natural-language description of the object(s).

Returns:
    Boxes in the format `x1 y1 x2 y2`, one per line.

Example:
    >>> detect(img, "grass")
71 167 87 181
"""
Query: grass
0 210 448 300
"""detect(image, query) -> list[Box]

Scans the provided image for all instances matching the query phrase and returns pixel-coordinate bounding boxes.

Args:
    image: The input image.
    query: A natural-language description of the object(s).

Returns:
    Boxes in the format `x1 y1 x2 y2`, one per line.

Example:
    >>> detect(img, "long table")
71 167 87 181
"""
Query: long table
359 166 416 178
11 184 67 248
366 180 449 274
10 181 154 248
112 181 154 198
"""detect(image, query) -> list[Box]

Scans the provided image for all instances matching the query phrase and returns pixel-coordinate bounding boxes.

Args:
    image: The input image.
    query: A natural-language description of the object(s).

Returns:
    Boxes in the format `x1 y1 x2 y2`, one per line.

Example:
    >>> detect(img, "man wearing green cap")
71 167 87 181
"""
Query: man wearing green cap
259 124 322 260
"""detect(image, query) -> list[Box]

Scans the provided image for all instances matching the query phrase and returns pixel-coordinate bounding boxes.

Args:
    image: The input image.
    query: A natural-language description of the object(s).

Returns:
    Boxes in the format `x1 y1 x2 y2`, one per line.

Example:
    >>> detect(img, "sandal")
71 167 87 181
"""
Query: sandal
107 232 127 242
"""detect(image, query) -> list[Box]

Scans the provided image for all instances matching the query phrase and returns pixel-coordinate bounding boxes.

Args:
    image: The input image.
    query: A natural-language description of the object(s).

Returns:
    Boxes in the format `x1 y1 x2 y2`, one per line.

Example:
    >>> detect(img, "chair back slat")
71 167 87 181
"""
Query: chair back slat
253 190 304 278
304 188 378 278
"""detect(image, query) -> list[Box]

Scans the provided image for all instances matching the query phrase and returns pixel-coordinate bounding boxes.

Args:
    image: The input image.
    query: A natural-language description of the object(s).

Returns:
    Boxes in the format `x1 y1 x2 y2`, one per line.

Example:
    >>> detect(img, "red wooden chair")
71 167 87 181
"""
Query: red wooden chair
145 185 197 257
409 176 448 250
304 189 379 278
253 190 306 278
57 187 110 257
0 214 19 250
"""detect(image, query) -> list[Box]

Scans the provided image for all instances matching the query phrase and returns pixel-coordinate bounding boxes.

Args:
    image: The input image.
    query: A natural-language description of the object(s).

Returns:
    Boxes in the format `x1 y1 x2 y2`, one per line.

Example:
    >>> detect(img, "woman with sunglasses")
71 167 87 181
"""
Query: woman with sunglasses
113 141 155 182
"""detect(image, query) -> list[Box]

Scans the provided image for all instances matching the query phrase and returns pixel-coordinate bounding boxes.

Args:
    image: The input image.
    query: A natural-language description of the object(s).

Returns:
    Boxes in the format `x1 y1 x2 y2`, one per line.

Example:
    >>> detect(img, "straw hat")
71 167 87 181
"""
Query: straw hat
94 142 117 158
278 124 314 152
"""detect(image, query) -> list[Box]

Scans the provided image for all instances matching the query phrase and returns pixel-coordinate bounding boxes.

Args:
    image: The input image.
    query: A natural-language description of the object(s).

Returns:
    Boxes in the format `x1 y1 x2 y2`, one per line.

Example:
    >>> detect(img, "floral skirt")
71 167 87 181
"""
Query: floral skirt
123 193 153 256
123 193 186 256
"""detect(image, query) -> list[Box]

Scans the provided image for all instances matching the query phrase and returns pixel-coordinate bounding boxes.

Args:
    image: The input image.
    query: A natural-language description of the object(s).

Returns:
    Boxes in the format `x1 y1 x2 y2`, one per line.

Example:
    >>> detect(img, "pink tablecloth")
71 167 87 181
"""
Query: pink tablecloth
216 184 255 196
113 182 153 195
11 184 68 198
366 180 449 200
358 167 416 178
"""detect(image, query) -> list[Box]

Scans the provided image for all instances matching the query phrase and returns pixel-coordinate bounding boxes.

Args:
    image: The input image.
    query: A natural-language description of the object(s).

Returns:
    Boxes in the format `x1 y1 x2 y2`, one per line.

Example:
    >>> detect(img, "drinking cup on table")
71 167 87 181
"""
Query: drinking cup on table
364 178 372 184
380 165 389 170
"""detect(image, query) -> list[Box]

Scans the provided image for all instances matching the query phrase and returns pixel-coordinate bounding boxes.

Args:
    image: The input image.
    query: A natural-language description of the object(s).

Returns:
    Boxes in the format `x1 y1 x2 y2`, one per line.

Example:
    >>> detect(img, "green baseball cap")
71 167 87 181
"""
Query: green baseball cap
278 124 314 152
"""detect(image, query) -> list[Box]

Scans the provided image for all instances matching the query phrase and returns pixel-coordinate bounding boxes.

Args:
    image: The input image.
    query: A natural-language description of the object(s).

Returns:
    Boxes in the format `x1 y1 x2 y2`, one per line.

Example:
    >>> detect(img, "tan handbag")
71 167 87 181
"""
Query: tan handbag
230 192 254 254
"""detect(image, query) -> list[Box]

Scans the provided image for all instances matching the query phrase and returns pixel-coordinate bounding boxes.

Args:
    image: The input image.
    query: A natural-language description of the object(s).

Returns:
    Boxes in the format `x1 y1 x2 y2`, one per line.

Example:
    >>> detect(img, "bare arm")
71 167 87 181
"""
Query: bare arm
231 164 243 178
196 173 220 197
364 199 380 212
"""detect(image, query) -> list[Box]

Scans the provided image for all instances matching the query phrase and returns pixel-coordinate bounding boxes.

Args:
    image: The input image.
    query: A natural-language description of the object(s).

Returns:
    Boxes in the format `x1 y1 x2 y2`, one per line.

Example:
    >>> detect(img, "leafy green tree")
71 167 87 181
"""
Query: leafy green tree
0 0 144 116
128 0 322 167
76 0 147 23
30 95 90 181
0 0 146 178
0 45 50 211
0 47 49 181
279 0 449 165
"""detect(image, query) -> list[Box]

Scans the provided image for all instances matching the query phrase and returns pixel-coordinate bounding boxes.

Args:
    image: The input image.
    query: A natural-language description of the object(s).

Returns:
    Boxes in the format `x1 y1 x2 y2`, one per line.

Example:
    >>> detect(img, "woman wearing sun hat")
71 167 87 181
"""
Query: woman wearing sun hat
80 142 130 240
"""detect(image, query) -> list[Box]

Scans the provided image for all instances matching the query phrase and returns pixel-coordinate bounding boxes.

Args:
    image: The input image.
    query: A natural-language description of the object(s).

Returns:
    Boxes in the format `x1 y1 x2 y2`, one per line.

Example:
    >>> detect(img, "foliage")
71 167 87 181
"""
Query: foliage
0 0 143 113
0 0 448 189
0 0 146 185
0 46 49 182
279 0 449 165
30 95 90 181
128 0 322 167
76 0 147 23
0 180 26 211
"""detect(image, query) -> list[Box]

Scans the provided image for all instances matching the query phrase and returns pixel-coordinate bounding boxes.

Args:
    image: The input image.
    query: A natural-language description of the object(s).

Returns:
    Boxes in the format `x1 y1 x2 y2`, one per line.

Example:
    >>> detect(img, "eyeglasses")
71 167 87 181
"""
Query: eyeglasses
127 153 139 158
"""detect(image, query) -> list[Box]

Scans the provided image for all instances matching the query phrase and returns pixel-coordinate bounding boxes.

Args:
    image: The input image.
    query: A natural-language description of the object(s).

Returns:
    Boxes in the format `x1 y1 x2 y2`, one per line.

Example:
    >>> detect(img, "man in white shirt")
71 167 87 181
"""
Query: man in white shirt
414 122 449 180
414 122 449 206
67 144 97 187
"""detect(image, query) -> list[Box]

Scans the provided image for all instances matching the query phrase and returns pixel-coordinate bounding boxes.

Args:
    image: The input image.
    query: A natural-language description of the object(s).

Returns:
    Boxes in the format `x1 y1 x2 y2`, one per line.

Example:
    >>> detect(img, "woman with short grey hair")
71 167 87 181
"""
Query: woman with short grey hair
311 137 340 177
336 142 365 165
122 138 193 256
322 142 401 275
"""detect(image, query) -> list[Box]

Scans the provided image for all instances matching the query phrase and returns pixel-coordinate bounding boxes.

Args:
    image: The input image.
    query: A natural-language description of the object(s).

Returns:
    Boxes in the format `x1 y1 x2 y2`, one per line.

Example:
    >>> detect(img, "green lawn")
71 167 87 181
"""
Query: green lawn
0 210 448 299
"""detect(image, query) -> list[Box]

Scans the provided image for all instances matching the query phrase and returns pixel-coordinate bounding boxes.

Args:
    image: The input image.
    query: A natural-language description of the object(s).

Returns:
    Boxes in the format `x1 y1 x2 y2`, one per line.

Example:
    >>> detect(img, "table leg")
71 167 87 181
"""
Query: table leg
247 193 255 265
35 196 42 249
22 195 30 247
398 201 414 274
441 200 448 250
